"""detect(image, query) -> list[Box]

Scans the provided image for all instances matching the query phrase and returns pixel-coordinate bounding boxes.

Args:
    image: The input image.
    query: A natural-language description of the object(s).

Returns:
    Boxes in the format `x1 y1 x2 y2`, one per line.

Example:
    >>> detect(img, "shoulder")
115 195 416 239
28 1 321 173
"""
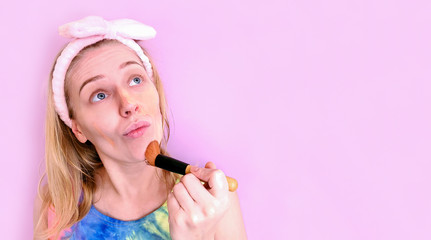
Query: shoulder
214 191 247 239
34 184 75 239
33 184 48 238
33 184 48 224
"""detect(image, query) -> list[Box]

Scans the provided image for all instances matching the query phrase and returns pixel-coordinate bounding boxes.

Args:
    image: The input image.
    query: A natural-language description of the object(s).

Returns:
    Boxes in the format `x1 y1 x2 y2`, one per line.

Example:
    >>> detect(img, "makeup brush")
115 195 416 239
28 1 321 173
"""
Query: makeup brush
145 140 238 192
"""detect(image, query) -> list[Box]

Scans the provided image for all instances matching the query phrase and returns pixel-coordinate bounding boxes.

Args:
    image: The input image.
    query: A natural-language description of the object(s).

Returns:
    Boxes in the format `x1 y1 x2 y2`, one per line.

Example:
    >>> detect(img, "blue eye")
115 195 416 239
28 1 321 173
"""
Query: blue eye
91 92 107 102
129 77 142 86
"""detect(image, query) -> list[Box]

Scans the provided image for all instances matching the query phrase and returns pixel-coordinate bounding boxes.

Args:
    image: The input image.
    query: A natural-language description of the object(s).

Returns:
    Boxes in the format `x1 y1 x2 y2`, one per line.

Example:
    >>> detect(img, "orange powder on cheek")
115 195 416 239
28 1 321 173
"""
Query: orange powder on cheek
93 123 115 148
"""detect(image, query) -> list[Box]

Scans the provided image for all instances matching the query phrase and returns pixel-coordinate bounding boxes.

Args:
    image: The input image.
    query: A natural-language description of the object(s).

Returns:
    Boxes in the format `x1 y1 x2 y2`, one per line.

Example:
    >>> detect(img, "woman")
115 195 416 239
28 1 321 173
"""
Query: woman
33 16 246 239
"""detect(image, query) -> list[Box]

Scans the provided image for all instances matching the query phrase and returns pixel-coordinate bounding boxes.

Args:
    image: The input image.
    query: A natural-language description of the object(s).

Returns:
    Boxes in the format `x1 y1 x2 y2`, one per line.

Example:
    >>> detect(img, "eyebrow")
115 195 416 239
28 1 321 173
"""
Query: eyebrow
119 61 144 70
79 61 145 95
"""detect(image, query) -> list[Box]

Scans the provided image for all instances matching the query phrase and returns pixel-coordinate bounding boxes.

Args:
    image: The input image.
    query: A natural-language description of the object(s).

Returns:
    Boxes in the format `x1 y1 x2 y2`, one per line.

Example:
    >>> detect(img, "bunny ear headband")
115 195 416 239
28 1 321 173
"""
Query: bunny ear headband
52 16 156 128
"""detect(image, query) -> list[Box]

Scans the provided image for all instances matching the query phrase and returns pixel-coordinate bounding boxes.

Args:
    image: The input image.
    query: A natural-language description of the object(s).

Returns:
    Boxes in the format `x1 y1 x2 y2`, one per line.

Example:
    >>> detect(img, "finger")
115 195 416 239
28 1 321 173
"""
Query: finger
205 161 217 169
189 166 228 198
172 181 196 213
167 191 181 216
167 192 186 227
180 173 214 205
203 162 217 189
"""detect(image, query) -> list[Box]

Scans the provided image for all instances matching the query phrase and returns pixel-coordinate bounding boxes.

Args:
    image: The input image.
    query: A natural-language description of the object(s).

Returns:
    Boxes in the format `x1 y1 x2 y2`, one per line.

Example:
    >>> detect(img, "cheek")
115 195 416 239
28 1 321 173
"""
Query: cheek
144 89 164 142
154 109 164 143
76 109 117 143
93 122 116 148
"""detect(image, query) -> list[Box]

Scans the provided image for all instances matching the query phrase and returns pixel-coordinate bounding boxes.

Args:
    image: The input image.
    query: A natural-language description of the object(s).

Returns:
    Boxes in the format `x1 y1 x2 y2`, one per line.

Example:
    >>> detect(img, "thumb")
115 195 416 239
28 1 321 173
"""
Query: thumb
190 166 228 196
205 161 217 169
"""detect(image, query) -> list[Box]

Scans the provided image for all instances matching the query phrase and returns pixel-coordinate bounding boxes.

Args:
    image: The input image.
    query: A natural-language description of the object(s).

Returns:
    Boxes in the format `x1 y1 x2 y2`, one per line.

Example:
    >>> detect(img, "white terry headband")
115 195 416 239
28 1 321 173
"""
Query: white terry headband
52 16 156 128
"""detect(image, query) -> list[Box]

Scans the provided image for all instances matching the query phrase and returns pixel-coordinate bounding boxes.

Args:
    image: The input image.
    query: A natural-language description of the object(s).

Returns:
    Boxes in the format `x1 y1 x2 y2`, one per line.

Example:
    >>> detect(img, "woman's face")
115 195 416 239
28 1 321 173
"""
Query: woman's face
67 42 163 163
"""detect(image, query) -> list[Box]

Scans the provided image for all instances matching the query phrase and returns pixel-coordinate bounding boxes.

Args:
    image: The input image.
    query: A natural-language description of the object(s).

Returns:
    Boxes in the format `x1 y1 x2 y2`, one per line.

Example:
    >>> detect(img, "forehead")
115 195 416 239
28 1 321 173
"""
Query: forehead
69 42 143 81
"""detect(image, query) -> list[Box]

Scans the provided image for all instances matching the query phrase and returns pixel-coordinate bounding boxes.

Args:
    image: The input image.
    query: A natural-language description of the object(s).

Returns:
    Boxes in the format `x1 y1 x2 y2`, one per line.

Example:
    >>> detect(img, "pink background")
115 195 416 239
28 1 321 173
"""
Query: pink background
1 0 430 239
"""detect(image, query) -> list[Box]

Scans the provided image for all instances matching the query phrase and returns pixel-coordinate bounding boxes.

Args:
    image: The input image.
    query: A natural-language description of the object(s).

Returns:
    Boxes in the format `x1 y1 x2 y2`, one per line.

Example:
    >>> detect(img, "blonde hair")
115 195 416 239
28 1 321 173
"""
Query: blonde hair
35 39 176 239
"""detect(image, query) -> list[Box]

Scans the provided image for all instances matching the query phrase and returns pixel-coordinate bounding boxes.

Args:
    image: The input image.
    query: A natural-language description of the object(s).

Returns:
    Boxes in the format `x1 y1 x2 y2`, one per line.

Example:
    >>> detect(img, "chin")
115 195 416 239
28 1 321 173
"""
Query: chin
127 146 147 163
132 136 157 160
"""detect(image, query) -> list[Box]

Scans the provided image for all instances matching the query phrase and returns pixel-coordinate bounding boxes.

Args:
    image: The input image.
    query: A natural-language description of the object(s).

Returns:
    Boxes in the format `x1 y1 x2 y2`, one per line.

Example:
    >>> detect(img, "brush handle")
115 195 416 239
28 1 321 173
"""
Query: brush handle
184 166 238 192
155 155 189 175
154 155 238 192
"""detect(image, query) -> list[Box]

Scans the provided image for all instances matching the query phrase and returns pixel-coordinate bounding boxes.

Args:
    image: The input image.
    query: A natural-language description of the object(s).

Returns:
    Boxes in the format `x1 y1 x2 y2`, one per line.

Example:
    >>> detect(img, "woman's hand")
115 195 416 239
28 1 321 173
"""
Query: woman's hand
167 162 230 240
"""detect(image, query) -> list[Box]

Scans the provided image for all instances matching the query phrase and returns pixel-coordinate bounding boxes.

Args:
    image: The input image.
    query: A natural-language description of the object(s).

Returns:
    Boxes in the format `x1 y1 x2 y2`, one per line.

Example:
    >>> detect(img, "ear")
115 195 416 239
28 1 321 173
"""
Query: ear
71 120 88 143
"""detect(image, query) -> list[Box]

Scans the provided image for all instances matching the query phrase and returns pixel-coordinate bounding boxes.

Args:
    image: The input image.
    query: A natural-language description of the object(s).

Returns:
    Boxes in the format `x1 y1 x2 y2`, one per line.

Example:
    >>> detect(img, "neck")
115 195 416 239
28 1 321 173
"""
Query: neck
100 161 164 196
93 158 168 220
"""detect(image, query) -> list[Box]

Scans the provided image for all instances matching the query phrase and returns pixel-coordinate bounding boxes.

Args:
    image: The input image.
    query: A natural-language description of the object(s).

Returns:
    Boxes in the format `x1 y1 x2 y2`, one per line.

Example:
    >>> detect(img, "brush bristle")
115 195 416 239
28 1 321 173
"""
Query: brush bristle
145 140 160 166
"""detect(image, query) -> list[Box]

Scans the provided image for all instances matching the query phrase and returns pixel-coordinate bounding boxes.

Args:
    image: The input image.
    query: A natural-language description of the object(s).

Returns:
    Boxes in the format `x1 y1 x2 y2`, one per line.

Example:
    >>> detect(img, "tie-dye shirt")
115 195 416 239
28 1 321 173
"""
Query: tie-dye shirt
59 202 171 239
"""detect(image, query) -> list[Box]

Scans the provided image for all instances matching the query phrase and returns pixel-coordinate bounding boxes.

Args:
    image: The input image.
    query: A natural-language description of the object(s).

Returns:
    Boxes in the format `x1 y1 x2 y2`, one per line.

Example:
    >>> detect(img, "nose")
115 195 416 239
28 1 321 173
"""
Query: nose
119 90 139 118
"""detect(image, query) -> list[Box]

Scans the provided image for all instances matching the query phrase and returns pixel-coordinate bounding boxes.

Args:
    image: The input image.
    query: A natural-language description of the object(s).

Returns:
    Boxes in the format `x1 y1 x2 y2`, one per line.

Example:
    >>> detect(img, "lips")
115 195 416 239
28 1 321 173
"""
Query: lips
123 120 151 138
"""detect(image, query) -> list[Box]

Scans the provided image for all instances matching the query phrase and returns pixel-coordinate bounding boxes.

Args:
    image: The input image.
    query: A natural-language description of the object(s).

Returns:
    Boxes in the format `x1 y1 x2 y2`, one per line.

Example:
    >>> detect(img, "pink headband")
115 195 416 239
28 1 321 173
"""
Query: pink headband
52 16 156 128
